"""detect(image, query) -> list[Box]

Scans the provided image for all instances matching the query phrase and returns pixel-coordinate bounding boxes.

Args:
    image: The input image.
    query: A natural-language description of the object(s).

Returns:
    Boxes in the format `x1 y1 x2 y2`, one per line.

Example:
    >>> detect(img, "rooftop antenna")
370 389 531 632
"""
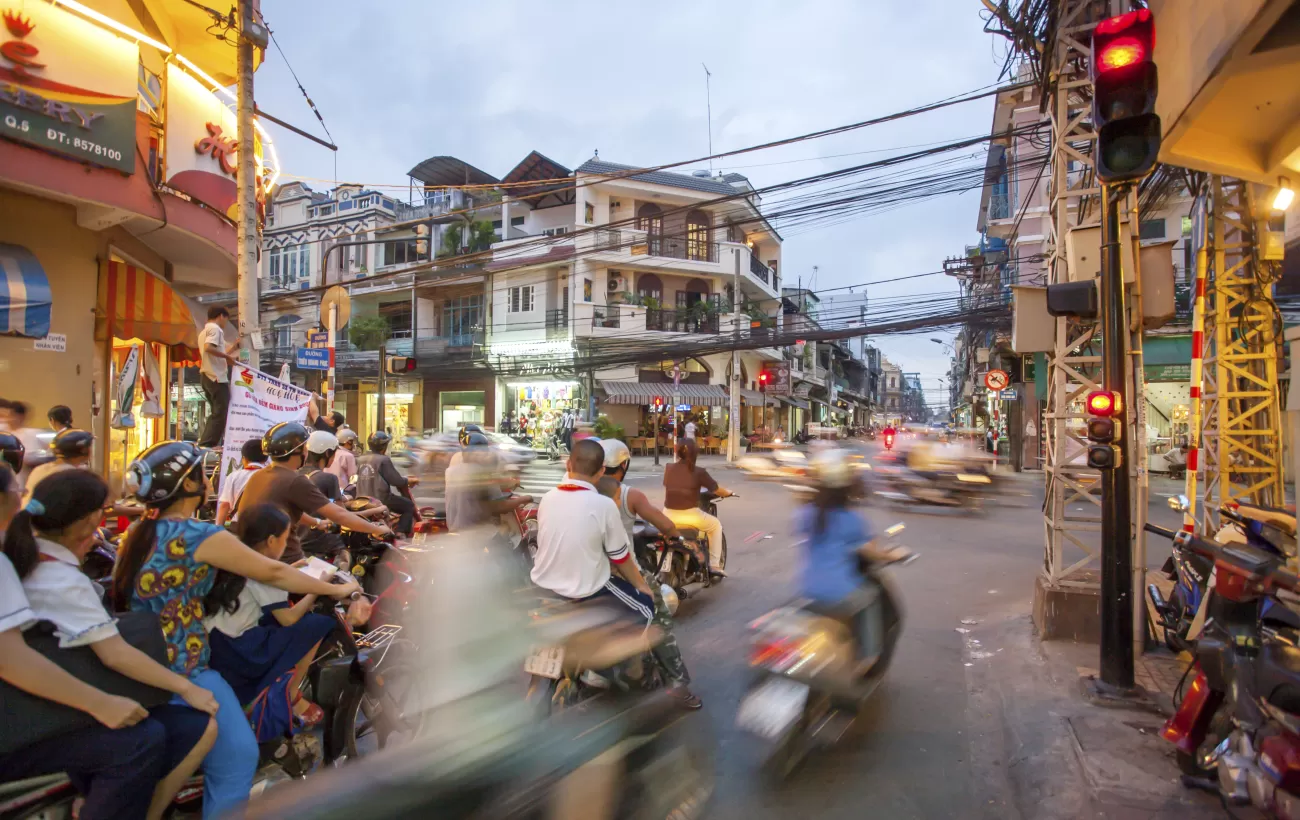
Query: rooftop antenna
702 63 713 173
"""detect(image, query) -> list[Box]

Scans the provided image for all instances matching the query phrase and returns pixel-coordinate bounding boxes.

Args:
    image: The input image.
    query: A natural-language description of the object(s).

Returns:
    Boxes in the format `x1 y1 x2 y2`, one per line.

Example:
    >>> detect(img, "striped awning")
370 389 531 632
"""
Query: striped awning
600 381 729 406
779 396 810 410
0 243 52 338
737 388 779 407
96 261 204 357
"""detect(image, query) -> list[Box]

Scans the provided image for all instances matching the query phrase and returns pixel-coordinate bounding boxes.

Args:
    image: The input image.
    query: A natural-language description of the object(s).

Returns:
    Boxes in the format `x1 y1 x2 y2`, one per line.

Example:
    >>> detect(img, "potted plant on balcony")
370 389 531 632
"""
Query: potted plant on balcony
349 315 391 352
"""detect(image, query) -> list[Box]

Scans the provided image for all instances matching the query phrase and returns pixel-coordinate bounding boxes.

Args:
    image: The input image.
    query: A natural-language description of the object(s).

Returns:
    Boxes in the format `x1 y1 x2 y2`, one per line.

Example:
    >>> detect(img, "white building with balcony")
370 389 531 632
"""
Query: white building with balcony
486 152 788 441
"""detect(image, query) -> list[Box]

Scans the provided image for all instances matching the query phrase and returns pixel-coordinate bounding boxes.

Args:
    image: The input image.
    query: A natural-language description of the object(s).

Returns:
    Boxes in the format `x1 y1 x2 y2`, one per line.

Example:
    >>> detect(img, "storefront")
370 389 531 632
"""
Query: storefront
507 380 583 439
358 379 423 442
598 381 728 439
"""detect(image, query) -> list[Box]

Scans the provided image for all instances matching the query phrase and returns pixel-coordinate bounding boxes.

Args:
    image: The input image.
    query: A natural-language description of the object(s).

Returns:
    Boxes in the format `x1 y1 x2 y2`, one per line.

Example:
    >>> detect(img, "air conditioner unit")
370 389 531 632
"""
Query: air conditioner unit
608 274 625 292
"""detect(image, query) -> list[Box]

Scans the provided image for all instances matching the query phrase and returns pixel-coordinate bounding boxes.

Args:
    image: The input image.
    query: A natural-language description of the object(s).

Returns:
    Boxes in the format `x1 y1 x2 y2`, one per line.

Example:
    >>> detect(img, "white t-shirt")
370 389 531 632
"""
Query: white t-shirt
22 540 118 647
684 421 697 439
531 478 631 599
0 552 36 634
204 578 289 639
200 321 230 383
218 464 264 513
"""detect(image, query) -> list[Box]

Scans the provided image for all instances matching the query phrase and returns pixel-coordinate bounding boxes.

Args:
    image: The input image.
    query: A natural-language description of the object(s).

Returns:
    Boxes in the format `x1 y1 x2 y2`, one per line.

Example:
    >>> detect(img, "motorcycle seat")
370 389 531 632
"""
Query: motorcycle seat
1257 643 1300 715
1236 504 1297 537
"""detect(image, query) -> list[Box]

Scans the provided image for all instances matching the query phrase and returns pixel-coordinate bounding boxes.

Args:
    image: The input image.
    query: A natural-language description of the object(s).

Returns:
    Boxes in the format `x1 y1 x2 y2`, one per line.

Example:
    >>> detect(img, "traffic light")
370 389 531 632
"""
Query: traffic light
758 370 770 389
385 356 416 374
1085 389 1123 470
414 224 429 257
1091 9 1160 183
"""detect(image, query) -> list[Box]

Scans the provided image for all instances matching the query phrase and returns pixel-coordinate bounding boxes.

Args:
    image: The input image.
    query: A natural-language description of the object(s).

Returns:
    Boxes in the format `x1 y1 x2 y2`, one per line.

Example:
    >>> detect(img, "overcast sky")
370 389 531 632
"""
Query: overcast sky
256 0 1008 409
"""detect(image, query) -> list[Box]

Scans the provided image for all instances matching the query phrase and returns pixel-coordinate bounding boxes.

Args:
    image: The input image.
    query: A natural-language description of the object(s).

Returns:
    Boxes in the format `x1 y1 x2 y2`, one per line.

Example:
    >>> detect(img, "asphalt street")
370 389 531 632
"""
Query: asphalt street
415 448 1193 818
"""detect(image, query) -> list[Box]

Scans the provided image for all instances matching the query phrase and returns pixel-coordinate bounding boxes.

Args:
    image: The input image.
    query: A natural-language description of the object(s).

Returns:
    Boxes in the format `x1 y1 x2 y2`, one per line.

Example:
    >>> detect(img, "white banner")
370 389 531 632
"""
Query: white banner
140 345 164 418
112 346 140 429
218 365 312 489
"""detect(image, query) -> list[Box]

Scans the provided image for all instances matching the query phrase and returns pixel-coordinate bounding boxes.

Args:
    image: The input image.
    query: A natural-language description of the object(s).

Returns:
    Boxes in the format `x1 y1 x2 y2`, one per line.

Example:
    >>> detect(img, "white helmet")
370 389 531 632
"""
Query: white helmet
809 448 854 489
600 438 631 471
336 428 358 444
306 430 339 455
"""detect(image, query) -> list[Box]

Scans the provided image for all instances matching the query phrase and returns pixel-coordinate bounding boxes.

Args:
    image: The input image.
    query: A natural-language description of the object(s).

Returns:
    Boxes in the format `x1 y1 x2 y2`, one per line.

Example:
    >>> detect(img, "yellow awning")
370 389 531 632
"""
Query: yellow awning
96 261 203 361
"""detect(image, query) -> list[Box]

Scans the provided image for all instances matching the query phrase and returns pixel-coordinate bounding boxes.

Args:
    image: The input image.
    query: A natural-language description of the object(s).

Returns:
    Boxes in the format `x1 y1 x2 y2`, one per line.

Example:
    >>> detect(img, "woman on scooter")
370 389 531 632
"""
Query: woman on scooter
3 469 217 820
205 503 369 727
661 439 733 577
111 441 363 820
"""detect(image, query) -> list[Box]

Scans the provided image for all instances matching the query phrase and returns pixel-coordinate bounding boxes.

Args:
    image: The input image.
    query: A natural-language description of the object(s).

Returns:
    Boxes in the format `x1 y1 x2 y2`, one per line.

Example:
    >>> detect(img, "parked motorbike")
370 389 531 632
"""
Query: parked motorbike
737 523 913 778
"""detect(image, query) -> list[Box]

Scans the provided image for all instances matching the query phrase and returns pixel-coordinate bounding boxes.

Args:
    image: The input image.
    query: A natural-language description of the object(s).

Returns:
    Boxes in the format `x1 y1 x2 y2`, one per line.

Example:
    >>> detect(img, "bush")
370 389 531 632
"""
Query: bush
592 415 625 441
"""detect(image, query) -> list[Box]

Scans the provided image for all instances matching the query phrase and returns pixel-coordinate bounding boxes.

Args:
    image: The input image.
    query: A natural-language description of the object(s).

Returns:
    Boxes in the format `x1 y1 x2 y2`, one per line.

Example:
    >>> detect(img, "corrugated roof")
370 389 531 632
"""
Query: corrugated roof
600 381 729 406
407 156 499 187
575 159 740 196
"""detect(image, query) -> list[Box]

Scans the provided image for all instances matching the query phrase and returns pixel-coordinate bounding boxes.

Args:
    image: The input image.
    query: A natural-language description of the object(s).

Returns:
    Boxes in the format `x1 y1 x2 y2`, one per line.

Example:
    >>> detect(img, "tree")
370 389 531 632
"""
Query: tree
439 219 498 258
349 315 391 351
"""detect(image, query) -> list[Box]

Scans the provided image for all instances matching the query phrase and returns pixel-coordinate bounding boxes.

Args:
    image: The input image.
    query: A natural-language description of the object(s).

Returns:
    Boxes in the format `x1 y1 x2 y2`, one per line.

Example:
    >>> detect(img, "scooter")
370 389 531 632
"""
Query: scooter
737 524 913 779
635 491 735 601
874 467 989 511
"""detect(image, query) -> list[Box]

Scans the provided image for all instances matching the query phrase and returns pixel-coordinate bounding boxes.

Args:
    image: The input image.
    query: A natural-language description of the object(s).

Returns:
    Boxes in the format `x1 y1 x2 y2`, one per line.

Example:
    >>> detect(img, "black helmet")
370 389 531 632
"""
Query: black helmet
263 421 310 460
124 441 205 505
464 432 490 447
458 424 483 446
52 429 94 460
368 430 392 453
0 432 23 473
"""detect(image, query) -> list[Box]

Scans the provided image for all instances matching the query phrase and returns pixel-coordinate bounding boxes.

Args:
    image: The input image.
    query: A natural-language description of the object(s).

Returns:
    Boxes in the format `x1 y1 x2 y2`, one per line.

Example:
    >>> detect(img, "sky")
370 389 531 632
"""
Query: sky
254 0 1010 411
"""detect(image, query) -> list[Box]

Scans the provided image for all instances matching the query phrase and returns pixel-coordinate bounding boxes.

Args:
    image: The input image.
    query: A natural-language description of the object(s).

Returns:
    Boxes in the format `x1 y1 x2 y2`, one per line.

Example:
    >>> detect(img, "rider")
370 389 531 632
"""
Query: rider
214 438 265 527
596 439 700 709
447 423 485 470
237 422 391 564
326 428 359 489
660 439 732 578
112 439 364 819
444 431 530 532
22 428 93 504
356 431 418 536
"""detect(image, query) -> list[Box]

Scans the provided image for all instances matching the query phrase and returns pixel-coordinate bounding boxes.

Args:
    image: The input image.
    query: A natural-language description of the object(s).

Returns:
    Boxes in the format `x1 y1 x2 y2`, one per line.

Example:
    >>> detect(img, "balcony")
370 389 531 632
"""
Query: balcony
749 253 774 287
646 307 719 334
988 192 1011 221
546 308 570 339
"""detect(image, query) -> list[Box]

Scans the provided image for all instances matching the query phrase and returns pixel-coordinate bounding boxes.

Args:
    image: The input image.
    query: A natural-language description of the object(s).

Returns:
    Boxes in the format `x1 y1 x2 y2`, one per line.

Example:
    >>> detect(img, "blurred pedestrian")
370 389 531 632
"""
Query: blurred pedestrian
47 405 72 433
0 401 44 492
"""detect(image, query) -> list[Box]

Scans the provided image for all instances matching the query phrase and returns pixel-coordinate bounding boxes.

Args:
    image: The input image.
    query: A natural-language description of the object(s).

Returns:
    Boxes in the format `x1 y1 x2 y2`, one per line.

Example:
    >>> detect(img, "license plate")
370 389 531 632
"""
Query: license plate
736 678 808 739
525 646 565 680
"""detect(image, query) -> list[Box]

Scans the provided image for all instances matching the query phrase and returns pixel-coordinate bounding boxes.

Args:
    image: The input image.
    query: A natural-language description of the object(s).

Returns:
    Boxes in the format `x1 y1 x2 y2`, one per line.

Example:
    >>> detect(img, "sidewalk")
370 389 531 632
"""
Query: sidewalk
962 612 1219 819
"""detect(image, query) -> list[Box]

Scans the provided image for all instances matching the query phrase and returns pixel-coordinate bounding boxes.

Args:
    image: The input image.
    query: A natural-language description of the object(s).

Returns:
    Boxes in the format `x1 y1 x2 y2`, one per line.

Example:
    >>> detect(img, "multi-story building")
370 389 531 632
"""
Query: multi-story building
881 359 904 424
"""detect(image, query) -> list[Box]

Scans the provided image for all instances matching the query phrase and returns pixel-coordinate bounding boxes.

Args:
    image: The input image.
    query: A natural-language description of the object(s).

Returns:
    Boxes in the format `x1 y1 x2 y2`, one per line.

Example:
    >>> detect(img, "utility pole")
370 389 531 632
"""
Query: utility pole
377 343 387 439
728 249 742 463
236 1 261 369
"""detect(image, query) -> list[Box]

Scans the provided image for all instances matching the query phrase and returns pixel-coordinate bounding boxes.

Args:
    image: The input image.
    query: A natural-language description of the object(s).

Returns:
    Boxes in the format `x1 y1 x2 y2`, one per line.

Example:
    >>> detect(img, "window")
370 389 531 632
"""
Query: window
542 227 569 237
298 245 310 286
442 295 482 346
686 209 711 261
584 202 595 224
509 285 535 313
268 248 282 287
491 220 503 229
511 216 525 227
271 315 301 349
379 301 412 337
317 205 334 217
1139 219 1166 240
384 239 420 267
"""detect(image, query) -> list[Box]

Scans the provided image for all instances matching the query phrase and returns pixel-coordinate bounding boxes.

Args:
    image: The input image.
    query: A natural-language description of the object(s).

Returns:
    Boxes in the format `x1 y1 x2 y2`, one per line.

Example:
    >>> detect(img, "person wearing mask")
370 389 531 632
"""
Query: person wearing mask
531 439 659 625
5 470 218 820
237 423 391 565
214 438 265 527
47 405 72 433
595 439 700 709
661 439 732 578
23 428 93 505
205 503 368 727
197 307 242 449
326 428 359 489
356 431 418 536
112 440 364 819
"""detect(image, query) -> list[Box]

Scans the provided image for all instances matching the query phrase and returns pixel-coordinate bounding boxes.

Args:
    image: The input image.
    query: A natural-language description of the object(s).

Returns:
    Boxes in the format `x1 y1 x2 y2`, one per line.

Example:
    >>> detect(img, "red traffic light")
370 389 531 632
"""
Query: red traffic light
1095 9 1153 74
759 371 769 384
1086 390 1121 417
1095 8 1152 39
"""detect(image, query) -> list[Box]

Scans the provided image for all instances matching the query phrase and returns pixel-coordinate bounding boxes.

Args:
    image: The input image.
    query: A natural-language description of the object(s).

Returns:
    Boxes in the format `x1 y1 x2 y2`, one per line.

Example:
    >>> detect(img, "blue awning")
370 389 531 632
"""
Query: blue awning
0 243 52 338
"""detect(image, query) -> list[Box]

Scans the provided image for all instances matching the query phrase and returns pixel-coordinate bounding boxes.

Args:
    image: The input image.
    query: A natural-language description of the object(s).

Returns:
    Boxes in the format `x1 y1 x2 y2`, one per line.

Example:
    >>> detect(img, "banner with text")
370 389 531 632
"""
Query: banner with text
219 365 311 488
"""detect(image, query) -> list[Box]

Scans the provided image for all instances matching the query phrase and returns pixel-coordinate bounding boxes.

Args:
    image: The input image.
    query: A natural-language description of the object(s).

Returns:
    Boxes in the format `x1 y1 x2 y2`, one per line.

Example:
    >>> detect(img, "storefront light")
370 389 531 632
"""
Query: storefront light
490 340 574 357
506 380 579 389
53 0 172 53
173 55 280 192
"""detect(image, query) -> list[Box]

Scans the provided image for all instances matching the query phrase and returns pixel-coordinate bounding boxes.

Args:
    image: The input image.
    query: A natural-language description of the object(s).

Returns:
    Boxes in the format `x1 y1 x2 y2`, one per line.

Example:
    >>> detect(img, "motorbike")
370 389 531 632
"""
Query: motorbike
633 490 734 601
1148 495 1297 652
737 523 914 778
882 431 895 450
874 466 990 511
1147 520 1300 817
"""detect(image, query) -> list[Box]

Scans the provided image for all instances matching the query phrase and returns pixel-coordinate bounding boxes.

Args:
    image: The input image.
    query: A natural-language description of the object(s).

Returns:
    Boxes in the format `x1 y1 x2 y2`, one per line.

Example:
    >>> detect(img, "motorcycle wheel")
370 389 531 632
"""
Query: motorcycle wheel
619 712 716 820
761 693 829 781
327 644 423 762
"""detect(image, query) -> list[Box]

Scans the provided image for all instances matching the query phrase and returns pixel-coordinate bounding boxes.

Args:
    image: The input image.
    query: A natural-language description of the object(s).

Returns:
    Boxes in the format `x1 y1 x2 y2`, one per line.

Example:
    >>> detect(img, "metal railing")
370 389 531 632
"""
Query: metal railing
749 253 773 286
594 229 721 264
988 192 1011 220
546 308 569 339
646 307 720 334
592 306 621 329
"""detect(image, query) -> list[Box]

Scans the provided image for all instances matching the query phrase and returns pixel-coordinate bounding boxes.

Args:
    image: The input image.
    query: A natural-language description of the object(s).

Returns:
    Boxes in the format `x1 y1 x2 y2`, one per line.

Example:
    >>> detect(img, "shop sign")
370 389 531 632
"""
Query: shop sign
792 381 813 400
1146 363 1190 382
1000 388 1018 401
295 347 329 370
767 363 791 397
0 5 137 173
33 332 65 352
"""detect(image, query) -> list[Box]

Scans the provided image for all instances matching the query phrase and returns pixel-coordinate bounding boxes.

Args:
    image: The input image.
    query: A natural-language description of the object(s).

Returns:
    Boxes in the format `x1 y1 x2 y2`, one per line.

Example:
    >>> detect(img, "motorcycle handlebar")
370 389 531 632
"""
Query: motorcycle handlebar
1146 522 1300 593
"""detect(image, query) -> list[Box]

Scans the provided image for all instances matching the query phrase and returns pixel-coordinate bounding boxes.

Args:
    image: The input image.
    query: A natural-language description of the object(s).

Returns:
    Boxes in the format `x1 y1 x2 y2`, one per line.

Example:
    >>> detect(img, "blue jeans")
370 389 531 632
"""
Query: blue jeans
177 669 257 820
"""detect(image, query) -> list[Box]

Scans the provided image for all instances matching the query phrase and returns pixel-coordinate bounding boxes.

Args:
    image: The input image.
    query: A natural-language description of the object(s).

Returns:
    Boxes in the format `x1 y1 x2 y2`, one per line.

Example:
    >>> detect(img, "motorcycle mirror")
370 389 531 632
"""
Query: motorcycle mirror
1167 494 1190 512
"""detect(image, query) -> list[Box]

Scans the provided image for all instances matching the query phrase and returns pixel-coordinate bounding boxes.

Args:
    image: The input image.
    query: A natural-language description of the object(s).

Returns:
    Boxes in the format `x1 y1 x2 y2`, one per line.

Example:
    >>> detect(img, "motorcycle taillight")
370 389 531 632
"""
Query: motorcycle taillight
1215 561 1262 602
1261 734 1300 791
750 636 804 672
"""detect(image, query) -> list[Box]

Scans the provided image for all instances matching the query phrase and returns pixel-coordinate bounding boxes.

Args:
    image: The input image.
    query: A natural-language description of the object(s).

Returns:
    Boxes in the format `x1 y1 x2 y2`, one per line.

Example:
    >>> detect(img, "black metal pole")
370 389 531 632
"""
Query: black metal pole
1099 183 1135 690
653 403 660 466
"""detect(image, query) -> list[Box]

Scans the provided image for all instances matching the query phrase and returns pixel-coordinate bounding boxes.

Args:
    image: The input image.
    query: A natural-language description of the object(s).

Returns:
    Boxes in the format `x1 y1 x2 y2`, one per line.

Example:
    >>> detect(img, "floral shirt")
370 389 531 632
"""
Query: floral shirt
128 518 222 677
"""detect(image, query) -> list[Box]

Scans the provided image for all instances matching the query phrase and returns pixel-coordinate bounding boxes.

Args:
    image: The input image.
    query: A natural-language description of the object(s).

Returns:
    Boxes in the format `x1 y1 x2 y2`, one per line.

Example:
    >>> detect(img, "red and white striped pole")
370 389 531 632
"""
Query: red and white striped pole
1184 203 1208 533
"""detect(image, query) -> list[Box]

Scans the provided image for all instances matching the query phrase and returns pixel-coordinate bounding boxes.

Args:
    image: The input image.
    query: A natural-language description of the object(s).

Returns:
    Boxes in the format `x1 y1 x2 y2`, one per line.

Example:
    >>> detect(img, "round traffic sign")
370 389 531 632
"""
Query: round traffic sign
984 369 1010 391
320 285 351 329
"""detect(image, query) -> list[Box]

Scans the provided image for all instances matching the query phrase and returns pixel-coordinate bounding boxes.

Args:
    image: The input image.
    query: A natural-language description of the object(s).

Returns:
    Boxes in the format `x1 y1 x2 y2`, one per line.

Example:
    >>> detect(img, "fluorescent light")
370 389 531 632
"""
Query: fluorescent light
53 0 171 53
1274 177 1294 211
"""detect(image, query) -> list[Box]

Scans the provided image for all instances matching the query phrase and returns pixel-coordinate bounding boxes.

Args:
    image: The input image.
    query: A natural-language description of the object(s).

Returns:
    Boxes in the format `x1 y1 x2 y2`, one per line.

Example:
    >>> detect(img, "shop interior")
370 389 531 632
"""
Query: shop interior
505 381 580 442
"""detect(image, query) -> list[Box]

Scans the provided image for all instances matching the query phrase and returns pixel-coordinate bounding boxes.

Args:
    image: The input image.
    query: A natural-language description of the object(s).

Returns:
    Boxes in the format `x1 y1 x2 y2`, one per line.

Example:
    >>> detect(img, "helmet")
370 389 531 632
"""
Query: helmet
600 439 631 471
263 421 310 460
52 429 94 460
337 428 358 445
463 432 490 447
306 430 339 455
124 441 205 505
368 430 392 453
660 583 680 616
809 448 854 489
458 424 483 446
0 432 23 473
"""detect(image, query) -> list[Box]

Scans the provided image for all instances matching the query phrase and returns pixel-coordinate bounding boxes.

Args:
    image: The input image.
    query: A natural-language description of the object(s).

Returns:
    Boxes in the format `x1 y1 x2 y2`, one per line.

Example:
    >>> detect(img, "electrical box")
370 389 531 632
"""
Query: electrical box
1010 286 1054 353
1139 240 1177 329
1066 222 1136 283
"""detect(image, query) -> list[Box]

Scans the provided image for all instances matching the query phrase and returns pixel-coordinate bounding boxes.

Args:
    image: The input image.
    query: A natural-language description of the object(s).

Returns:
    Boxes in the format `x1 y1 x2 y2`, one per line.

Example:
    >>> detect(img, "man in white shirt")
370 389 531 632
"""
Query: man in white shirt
197 305 242 449
215 438 265 526
531 439 655 618
684 418 697 440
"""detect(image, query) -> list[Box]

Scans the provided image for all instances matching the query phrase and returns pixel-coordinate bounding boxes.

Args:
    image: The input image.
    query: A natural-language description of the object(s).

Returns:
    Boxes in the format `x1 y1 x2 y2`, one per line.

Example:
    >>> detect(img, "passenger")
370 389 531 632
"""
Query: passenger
356 431 418 536
444 432 530 532
4 469 217 820
299 431 370 564
660 439 732 577
1 400 45 492
325 428 359 489
0 430 23 479
205 503 368 726
214 439 265 527
23 428 93 505
236 422 391 565
596 439 700 709
112 440 364 820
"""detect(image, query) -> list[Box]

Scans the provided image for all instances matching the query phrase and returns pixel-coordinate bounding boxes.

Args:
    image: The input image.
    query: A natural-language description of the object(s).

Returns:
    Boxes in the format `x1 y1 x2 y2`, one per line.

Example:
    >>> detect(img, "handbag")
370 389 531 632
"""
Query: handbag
0 610 172 755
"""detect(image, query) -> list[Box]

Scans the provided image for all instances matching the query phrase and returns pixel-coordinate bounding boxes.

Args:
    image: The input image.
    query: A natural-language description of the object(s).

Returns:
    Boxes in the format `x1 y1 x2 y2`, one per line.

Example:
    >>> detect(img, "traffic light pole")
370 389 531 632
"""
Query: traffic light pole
1099 182 1135 691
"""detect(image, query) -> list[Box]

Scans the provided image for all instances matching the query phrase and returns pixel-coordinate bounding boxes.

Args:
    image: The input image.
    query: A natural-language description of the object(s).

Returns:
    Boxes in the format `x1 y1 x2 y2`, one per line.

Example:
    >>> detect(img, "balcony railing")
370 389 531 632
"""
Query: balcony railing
592 306 621 329
594 229 720 263
646 307 720 334
988 192 1011 220
749 253 773 286
546 308 569 339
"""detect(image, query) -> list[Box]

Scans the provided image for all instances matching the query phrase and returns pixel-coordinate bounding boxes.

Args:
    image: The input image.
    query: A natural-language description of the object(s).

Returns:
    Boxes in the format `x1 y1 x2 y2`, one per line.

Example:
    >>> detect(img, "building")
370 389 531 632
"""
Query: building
880 359 903 424
0 0 276 477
